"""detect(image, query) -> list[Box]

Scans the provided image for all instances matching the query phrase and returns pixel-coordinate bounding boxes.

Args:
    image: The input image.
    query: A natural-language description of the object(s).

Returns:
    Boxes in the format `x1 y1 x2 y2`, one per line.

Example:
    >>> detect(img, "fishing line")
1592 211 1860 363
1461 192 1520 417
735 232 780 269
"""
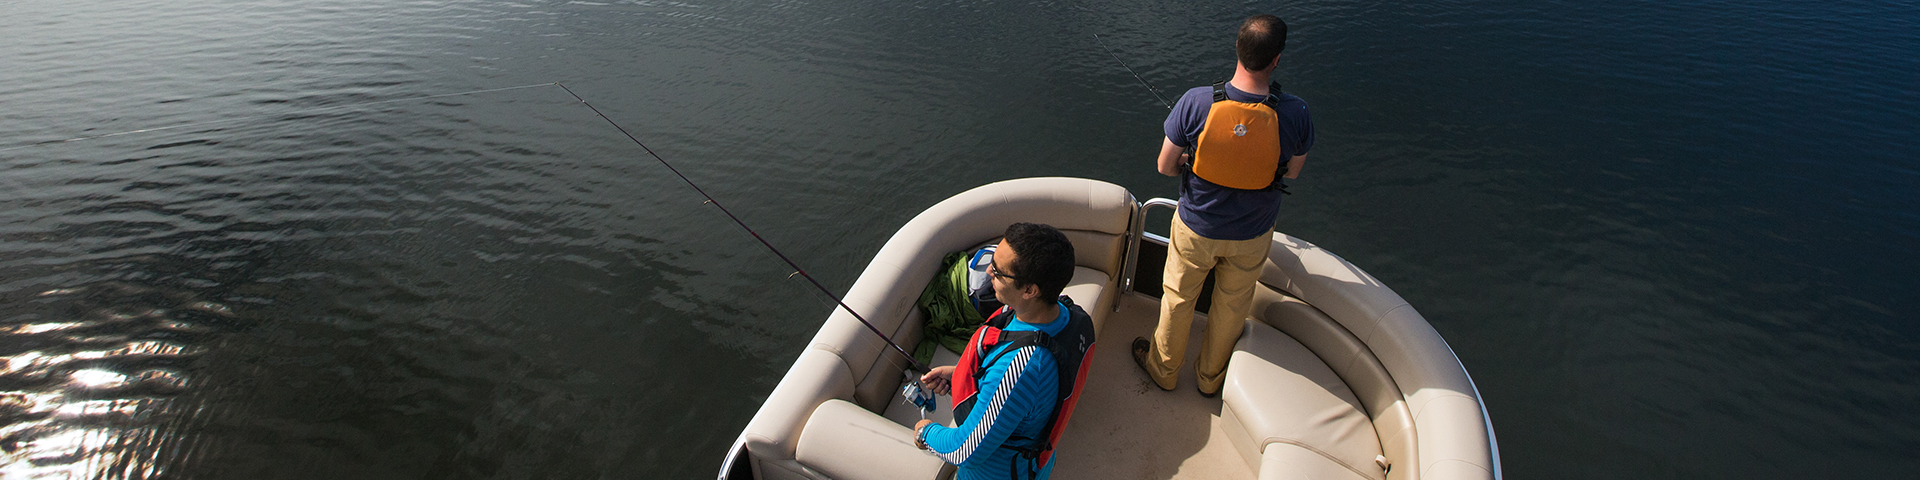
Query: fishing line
553 83 931 374
0 83 560 153
1094 33 1172 110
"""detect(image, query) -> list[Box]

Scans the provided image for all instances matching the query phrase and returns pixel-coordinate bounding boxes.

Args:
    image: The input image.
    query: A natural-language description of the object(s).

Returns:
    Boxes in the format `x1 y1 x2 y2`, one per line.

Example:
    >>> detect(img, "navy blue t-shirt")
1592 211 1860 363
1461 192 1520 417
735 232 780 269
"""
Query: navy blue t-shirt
1163 83 1314 241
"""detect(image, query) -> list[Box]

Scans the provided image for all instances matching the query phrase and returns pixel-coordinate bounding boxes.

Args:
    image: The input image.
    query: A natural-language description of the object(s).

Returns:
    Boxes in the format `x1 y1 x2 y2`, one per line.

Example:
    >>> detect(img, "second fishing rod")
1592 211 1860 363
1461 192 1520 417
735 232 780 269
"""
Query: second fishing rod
1096 32 1302 196
1094 33 1173 111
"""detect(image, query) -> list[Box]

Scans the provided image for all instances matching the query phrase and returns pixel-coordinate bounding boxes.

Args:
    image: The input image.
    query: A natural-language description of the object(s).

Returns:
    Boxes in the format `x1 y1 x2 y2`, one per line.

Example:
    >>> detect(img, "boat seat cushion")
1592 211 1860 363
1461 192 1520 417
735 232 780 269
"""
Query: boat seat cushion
1059 266 1113 333
1249 288 1415 478
797 399 952 480
1259 233 1494 479
742 348 858 460
1061 228 1126 277
1258 443 1380 480
1228 320 1386 480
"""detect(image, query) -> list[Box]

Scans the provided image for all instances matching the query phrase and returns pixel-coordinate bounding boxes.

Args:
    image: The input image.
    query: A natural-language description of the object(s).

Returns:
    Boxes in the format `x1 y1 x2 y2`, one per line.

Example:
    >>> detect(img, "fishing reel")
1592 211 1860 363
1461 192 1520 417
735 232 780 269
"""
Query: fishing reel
901 379 936 417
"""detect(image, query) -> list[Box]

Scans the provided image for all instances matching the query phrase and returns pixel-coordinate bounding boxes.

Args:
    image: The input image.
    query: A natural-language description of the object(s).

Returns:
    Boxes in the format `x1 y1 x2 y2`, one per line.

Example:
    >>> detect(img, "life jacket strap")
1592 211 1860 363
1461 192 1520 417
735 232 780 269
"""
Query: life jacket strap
1004 435 1051 480
1209 81 1285 106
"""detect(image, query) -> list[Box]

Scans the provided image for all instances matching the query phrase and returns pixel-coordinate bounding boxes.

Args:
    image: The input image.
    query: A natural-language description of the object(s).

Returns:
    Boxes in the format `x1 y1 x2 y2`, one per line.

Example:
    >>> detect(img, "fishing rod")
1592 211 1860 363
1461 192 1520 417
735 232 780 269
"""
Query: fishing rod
553 83 931 374
1093 34 1172 110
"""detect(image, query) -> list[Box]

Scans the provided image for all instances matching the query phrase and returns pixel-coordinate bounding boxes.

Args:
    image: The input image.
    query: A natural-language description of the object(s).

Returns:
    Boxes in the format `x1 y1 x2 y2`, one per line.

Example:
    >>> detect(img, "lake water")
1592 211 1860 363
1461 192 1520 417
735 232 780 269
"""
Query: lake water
2 0 1915 478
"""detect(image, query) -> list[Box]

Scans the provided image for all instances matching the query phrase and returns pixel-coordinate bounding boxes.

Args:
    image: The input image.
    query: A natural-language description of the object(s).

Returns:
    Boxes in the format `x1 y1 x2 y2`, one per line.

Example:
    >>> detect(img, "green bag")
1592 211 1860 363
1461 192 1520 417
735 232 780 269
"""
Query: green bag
912 250 986 365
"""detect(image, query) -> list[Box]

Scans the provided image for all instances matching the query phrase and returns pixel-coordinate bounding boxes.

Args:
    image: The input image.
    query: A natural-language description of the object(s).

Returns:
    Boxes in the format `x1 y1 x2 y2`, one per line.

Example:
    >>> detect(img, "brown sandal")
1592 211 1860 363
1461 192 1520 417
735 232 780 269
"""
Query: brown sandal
1132 337 1172 391
1197 385 1220 399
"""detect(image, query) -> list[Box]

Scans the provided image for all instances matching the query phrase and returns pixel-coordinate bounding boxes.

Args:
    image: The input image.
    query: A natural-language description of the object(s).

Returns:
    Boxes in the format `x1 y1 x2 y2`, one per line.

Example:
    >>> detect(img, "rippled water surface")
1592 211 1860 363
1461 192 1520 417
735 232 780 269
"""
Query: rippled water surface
3 0 1916 478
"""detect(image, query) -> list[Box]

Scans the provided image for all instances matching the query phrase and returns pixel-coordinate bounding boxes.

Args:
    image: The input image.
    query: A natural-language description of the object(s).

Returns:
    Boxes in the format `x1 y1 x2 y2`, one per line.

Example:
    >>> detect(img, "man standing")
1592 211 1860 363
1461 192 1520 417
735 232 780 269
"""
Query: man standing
916 223 1096 480
1133 14 1314 397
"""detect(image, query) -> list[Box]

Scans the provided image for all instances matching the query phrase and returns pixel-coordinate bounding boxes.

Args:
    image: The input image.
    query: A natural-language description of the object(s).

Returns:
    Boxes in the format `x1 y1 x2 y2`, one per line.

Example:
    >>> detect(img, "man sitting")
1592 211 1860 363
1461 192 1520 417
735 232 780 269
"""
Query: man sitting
915 223 1096 480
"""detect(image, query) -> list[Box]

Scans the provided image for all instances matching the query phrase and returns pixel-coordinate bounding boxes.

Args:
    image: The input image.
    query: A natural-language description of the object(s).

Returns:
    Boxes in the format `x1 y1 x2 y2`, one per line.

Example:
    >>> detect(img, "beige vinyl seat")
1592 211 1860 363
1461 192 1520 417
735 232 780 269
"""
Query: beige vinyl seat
737 178 1136 480
724 177 1499 480
1229 234 1498 480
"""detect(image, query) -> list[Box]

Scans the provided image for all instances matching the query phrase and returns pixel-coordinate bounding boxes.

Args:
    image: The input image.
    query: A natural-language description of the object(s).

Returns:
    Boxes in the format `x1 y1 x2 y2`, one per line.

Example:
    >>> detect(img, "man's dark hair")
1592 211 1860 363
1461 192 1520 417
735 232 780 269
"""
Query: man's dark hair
1002 222 1076 301
1236 14 1288 71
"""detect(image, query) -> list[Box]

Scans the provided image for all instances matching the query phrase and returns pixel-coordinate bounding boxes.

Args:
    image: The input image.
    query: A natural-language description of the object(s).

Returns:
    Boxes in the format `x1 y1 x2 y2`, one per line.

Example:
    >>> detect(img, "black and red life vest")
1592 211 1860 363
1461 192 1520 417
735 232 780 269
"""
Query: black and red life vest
949 296 1097 478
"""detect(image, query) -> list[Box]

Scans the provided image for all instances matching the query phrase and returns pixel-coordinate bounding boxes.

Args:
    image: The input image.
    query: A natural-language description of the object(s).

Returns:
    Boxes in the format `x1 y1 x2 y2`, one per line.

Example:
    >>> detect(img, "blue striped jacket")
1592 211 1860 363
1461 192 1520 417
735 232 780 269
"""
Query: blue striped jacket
919 312 1064 480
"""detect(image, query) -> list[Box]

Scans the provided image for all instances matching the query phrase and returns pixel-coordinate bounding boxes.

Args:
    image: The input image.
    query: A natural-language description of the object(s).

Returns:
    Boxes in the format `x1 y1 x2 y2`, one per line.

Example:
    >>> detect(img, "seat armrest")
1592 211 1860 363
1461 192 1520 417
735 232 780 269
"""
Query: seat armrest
797 399 952 480
743 348 858 461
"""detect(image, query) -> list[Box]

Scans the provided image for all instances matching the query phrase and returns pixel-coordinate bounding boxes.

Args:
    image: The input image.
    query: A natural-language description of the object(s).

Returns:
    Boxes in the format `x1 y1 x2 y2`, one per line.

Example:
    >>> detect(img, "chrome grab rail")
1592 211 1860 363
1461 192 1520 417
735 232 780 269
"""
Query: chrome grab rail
1120 198 1180 307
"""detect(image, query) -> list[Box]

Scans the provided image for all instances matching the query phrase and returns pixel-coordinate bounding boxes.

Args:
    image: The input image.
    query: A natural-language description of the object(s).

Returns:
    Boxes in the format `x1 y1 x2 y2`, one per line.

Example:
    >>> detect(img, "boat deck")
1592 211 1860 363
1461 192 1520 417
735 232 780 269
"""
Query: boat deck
883 292 1254 479
1050 292 1252 480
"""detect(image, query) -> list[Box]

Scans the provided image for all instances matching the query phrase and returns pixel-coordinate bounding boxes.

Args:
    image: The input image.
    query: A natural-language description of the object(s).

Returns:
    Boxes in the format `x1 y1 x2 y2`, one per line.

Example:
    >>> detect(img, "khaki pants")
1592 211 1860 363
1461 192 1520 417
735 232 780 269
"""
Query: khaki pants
1146 214 1271 393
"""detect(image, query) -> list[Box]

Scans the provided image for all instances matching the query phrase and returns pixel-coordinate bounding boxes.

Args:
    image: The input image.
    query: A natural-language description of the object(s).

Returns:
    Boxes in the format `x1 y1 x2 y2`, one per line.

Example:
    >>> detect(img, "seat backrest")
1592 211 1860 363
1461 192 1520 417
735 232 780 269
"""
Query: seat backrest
808 177 1134 408
1249 287 1416 480
744 178 1133 467
1257 233 1496 480
842 178 1134 411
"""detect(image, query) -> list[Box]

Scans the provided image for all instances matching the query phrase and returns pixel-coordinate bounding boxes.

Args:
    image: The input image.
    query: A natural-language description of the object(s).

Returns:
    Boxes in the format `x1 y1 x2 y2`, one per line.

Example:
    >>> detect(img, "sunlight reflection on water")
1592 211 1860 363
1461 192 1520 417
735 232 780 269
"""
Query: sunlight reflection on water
0 286 209 479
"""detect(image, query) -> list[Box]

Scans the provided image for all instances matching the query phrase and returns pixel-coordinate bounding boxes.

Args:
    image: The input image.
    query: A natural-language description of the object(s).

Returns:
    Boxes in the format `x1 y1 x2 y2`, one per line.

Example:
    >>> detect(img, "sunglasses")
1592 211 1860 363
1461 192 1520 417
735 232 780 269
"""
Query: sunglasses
976 250 1024 283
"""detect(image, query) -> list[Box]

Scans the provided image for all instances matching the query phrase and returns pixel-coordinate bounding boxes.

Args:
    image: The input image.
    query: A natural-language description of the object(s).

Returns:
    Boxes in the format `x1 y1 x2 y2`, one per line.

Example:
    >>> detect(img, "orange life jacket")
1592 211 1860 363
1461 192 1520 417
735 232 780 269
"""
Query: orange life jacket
1190 82 1289 191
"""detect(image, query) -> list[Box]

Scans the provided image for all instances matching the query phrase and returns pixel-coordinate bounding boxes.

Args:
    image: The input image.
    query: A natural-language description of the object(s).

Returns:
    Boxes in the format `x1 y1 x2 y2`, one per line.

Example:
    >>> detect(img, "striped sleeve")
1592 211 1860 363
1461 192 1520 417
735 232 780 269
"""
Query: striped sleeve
919 345 1055 466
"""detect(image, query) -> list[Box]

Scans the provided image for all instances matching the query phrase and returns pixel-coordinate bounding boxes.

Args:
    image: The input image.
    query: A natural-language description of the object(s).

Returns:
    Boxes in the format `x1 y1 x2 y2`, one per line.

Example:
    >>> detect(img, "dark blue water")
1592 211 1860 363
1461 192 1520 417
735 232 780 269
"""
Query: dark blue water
2 0 1915 478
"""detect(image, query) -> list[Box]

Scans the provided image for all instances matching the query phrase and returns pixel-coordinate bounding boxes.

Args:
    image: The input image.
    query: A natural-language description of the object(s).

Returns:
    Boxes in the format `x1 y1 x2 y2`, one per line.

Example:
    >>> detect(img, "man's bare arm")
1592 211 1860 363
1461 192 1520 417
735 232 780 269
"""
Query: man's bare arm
1157 137 1187 177
1283 154 1306 179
